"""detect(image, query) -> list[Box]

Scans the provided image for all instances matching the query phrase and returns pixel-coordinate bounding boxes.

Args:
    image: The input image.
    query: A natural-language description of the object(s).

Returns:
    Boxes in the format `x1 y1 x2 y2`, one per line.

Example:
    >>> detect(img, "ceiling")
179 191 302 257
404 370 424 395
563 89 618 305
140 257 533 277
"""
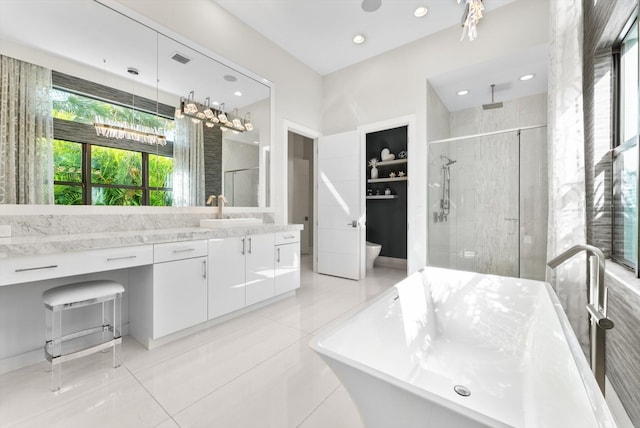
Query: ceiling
212 0 518 76
0 0 548 114
429 43 548 112
212 0 548 111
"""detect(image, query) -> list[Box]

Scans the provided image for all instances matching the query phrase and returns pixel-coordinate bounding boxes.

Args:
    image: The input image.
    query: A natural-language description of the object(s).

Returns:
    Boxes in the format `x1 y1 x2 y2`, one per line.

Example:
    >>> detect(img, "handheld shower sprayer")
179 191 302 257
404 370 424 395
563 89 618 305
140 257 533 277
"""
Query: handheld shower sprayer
436 155 457 222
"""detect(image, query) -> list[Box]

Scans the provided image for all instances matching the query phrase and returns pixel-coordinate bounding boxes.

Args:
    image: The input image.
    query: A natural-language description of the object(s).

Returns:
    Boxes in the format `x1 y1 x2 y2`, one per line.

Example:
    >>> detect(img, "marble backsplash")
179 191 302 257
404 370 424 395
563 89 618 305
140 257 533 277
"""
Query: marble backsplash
0 206 275 237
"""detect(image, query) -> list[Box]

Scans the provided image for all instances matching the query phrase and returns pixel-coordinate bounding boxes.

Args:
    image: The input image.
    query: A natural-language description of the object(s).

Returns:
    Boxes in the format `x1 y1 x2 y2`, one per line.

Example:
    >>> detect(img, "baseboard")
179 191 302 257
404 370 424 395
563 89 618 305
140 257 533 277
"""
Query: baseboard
375 256 407 270
0 323 130 375
142 291 296 349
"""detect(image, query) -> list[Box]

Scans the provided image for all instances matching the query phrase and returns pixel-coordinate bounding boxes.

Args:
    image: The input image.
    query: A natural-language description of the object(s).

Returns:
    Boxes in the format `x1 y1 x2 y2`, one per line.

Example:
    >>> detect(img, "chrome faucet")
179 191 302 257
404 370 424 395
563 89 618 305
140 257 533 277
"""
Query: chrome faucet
547 244 614 395
216 194 228 219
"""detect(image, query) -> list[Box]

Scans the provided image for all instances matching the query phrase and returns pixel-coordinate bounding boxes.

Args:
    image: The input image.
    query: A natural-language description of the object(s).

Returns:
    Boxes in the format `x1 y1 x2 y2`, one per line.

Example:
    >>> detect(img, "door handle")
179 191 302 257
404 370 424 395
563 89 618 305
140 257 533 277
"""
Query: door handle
248 237 252 254
241 238 245 255
348 220 358 228
277 247 281 263
202 260 207 279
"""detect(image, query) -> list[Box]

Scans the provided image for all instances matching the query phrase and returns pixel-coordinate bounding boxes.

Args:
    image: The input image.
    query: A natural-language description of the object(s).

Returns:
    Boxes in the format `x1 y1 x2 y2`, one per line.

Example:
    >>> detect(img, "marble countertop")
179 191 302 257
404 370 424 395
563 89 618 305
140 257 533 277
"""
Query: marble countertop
0 224 303 259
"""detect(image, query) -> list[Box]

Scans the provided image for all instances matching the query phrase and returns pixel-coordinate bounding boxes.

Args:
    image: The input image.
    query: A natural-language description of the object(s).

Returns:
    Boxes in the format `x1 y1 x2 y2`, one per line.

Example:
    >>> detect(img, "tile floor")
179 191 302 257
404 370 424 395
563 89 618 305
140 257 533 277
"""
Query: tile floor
0 257 406 428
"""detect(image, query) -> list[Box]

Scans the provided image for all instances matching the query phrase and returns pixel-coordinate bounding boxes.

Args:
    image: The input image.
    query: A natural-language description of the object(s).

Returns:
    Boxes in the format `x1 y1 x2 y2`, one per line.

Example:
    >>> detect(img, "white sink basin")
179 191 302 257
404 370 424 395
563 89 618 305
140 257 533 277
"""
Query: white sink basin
199 218 264 228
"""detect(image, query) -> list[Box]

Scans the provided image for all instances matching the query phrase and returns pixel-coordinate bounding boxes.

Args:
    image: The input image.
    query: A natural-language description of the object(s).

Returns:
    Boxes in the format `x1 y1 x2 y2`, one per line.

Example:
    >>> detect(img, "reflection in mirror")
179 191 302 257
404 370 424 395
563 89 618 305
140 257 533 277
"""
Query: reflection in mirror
0 0 271 207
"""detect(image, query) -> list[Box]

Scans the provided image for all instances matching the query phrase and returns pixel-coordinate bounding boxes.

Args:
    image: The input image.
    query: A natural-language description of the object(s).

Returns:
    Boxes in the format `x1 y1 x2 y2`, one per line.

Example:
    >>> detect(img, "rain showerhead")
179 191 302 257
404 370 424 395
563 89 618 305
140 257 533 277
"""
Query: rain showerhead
482 84 503 110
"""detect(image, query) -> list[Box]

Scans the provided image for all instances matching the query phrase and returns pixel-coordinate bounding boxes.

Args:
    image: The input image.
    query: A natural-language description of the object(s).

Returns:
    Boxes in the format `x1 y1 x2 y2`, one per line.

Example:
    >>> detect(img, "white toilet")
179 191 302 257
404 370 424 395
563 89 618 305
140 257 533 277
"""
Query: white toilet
366 241 382 269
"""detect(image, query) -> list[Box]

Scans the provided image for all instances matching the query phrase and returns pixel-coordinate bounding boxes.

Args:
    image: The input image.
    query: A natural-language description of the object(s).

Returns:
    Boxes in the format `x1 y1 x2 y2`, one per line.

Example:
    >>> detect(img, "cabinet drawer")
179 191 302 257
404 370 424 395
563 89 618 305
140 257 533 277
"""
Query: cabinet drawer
84 245 154 272
0 245 153 286
275 231 300 245
154 240 207 263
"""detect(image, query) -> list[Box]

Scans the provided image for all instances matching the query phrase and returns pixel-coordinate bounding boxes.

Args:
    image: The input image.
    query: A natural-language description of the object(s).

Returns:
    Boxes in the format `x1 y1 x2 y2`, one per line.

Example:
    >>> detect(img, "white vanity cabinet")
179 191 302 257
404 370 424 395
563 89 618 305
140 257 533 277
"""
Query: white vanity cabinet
152 240 208 338
245 233 276 306
208 233 275 318
130 240 208 345
274 231 301 295
208 236 246 319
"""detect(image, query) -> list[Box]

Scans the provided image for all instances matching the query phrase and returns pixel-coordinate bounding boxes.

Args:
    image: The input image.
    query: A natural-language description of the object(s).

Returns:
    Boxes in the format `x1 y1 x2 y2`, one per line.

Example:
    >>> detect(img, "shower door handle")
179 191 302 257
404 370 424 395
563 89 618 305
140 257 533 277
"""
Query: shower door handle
348 220 358 228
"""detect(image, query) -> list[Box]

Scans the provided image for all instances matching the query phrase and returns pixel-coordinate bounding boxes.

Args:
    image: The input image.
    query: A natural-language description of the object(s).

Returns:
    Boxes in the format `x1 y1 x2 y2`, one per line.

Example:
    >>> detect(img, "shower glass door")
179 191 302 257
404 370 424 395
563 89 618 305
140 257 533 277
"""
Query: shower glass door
427 128 547 280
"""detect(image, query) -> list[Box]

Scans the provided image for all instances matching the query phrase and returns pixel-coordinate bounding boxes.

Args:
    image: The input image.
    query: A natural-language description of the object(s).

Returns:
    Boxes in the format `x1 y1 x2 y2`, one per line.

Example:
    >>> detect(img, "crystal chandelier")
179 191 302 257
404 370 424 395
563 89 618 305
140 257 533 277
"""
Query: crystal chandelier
93 65 167 145
459 0 484 41
93 117 167 146
176 91 253 133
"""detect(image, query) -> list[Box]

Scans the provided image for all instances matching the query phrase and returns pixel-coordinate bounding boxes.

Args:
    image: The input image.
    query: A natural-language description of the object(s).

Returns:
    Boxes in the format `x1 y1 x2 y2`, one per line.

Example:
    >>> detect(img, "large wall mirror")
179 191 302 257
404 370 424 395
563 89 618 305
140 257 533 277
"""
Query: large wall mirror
0 0 271 208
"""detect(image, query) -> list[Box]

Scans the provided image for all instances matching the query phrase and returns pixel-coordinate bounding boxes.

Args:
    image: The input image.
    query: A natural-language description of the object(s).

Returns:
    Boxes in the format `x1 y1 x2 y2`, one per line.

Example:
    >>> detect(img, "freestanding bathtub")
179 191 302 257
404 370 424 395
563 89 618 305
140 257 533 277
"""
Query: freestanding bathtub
310 267 617 428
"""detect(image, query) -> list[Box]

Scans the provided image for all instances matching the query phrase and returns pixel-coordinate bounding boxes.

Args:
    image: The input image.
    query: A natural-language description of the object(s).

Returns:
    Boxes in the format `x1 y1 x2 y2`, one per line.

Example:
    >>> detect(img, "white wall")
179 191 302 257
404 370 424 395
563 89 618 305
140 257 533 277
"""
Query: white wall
322 0 549 273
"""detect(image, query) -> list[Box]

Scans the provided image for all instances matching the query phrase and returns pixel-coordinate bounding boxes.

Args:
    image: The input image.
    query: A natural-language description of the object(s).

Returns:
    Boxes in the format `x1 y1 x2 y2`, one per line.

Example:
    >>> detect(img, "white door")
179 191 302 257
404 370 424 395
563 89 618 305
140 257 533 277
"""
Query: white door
317 130 362 280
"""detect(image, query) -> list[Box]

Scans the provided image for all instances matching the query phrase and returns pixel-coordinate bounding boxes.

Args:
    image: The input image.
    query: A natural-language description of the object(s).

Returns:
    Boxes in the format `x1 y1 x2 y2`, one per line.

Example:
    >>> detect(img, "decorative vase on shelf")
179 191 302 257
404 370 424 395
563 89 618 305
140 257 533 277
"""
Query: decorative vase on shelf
371 165 378 179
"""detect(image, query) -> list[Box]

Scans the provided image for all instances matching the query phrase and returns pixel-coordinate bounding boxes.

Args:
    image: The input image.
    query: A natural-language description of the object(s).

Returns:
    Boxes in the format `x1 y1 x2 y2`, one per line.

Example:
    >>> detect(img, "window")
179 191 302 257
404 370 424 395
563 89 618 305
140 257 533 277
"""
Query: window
612 19 639 272
51 88 174 206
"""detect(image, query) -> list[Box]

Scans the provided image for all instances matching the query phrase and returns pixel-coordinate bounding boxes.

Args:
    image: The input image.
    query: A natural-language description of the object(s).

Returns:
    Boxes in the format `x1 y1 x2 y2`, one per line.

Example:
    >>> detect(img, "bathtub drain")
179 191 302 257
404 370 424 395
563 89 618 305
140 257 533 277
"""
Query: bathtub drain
454 385 471 397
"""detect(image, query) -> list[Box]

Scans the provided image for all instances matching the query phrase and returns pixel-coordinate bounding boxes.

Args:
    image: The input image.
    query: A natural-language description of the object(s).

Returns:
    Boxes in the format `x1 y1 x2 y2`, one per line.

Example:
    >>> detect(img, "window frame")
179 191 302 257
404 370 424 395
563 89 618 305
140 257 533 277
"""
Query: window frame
51 73 175 206
611 14 640 275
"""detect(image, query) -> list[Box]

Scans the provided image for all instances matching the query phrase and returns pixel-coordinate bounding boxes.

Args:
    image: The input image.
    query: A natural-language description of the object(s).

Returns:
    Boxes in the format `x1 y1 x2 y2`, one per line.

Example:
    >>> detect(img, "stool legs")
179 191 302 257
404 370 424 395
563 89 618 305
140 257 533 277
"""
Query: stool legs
45 306 62 392
43 291 123 392
112 293 122 369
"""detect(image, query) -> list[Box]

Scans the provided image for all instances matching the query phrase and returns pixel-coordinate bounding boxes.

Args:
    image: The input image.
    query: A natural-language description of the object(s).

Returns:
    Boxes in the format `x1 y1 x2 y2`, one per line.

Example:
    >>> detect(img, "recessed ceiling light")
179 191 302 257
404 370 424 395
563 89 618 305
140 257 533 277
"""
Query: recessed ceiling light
353 34 366 44
234 91 242 97
520 73 535 81
361 0 381 12
457 90 469 96
414 6 428 17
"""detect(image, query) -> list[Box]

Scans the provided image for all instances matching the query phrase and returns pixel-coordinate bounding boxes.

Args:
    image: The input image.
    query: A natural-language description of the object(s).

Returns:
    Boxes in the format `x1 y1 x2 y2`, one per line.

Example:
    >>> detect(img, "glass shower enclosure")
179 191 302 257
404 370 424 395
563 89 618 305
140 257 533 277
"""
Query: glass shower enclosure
427 126 548 280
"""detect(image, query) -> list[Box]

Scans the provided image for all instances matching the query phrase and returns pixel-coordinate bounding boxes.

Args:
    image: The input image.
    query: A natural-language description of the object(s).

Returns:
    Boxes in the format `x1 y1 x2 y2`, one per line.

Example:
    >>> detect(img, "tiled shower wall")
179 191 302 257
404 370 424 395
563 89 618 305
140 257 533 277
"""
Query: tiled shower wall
583 0 640 424
427 93 548 280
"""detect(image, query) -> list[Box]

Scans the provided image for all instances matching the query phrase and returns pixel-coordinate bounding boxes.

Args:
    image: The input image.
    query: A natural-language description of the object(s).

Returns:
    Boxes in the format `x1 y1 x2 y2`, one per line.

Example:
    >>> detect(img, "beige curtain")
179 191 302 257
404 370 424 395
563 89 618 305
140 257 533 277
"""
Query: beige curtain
546 0 588 353
172 115 205 206
0 54 54 204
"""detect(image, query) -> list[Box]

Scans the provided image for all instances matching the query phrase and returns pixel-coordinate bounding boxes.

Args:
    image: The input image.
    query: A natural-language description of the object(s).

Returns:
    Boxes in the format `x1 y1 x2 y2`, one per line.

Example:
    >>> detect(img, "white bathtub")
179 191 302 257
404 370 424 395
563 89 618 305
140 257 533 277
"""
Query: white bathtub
310 267 617 428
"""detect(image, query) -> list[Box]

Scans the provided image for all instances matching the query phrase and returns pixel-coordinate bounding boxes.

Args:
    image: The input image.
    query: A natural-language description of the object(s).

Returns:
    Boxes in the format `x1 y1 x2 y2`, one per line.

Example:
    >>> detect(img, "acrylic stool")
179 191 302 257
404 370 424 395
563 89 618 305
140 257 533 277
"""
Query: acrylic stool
42 279 124 391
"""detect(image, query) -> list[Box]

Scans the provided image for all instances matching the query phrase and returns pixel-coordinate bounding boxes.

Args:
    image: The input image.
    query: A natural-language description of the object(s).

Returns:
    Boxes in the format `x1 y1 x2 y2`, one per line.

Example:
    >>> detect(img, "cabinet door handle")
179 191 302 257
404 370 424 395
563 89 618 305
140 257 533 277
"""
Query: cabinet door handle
202 260 207 279
241 238 246 255
173 248 196 253
248 237 252 254
15 264 58 273
277 247 281 263
106 255 137 262
283 235 295 239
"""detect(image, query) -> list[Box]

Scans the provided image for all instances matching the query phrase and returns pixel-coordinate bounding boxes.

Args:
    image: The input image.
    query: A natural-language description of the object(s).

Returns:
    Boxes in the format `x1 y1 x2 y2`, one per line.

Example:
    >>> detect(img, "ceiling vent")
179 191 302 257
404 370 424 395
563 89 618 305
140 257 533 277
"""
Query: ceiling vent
171 52 191 65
